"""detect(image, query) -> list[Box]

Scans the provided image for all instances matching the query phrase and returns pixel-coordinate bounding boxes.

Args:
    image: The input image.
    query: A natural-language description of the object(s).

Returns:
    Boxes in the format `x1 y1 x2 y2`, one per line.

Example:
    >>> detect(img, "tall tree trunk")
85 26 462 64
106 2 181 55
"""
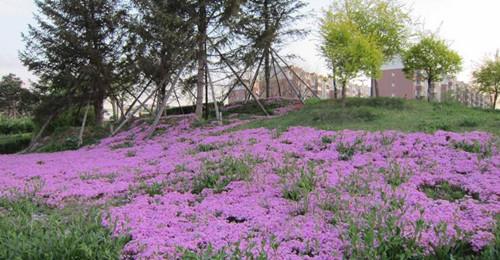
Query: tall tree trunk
195 0 207 120
427 78 433 102
371 78 379 97
493 89 498 110
94 90 105 126
341 80 347 102
332 68 338 100
263 0 271 99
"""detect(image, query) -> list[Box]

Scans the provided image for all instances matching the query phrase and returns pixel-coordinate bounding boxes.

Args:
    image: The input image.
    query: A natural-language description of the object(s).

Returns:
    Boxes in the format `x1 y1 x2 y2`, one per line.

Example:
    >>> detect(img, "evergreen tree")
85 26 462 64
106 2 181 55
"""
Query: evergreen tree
20 0 126 125
236 0 307 98
125 0 197 110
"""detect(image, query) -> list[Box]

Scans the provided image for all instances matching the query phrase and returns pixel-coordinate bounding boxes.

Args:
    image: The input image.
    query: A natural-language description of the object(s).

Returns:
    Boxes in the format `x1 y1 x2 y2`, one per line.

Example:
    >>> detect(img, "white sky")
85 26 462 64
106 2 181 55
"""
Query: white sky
1 0 499 85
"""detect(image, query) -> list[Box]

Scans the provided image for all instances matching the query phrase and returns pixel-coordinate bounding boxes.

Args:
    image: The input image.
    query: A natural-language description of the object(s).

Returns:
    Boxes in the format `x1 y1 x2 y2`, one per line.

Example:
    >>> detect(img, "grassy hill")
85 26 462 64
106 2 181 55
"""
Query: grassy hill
241 98 500 136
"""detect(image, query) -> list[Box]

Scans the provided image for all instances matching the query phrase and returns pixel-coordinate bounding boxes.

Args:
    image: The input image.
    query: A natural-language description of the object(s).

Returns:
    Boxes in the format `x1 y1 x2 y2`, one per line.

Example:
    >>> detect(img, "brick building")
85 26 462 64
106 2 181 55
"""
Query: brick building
376 57 490 107
228 66 332 103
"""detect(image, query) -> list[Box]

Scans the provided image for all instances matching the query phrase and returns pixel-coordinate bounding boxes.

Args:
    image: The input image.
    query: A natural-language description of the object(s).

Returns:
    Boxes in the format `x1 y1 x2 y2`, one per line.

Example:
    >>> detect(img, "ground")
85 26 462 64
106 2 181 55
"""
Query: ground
0 98 499 259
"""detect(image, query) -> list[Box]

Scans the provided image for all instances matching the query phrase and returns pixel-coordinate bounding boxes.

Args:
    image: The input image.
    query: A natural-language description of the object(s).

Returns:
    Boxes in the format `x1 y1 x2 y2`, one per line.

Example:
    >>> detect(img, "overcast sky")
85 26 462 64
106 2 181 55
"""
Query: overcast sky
1 0 499 85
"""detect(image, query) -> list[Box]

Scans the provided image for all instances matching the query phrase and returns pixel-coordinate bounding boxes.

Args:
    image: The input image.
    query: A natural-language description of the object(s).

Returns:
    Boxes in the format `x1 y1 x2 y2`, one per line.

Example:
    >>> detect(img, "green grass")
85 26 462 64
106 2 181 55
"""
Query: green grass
0 197 130 259
239 98 500 135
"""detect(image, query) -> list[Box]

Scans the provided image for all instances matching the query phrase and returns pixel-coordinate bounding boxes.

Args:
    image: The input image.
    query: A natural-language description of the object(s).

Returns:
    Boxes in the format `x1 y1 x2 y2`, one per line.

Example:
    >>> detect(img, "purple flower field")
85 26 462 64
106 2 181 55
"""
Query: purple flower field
0 117 499 259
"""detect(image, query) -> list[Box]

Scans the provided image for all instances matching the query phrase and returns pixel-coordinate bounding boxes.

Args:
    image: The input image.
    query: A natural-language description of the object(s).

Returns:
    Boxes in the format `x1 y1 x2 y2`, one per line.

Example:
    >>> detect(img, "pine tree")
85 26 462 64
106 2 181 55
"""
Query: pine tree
20 0 126 125
236 0 307 98
125 0 196 109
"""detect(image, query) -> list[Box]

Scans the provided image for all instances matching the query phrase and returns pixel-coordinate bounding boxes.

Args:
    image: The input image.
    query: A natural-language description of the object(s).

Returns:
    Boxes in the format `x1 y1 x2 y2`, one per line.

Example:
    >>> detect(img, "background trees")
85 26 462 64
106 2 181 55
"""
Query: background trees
321 0 412 98
320 1 384 101
473 53 500 109
402 35 462 102
20 0 126 126
236 0 307 98
0 74 39 117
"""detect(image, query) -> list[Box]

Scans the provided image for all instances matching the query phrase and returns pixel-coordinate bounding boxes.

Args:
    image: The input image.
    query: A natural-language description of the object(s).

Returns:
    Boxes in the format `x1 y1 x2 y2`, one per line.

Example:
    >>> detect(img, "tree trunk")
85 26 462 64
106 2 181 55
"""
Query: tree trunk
493 90 498 110
371 78 379 97
341 80 347 102
195 0 207 120
427 78 433 102
332 68 338 100
94 97 104 126
263 0 271 98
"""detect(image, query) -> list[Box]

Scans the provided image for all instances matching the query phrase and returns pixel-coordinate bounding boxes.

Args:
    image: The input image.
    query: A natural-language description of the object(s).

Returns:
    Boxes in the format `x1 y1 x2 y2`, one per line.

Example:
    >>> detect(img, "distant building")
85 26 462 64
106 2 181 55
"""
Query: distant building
377 57 490 107
229 66 333 103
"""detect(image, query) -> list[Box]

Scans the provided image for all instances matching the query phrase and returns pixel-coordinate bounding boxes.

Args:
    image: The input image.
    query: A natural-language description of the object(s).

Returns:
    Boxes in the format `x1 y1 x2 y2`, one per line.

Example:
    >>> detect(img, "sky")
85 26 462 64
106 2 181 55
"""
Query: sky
1 0 499 86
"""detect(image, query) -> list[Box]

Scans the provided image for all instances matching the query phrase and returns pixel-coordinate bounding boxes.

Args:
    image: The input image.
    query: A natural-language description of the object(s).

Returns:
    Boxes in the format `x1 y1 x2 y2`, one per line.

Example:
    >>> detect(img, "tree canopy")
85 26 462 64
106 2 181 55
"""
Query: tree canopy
473 53 500 109
0 74 39 117
20 0 126 125
321 3 384 101
402 35 462 101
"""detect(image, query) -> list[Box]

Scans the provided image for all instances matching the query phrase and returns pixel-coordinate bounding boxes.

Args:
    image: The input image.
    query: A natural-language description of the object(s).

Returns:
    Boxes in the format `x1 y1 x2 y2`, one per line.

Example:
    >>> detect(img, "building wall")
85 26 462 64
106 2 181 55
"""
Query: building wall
377 69 416 99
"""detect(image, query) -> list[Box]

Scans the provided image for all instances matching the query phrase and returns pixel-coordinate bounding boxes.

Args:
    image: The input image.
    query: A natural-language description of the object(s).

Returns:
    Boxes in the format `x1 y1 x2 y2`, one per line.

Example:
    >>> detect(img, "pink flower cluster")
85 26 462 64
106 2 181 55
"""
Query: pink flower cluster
0 118 498 259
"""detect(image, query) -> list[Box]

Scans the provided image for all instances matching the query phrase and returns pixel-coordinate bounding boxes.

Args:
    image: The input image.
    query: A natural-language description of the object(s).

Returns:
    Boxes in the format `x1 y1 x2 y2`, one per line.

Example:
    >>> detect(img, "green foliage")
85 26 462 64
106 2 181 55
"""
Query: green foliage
321 13 383 95
380 162 412 188
281 162 317 201
21 0 126 125
240 98 500 136
192 157 253 194
0 116 35 135
453 141 492 158
0 73 40 116
473 54 500 109
0 133 32 154
420 181 478 202
142 182 165 197
197 143 218 152
336 138 371 161
403 35 462 101
0 197 130 259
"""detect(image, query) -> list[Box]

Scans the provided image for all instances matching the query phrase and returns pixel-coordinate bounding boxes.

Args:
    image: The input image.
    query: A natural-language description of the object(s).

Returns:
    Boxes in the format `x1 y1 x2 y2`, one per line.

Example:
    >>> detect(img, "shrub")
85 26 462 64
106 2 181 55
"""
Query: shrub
0 197 130 259
192 157 252 194
0 133 31 154
0 116 35 135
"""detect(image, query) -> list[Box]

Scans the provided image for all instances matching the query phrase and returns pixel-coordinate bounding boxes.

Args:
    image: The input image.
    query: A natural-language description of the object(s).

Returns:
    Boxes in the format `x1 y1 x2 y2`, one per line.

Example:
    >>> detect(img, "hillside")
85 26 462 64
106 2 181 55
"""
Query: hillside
242 98 500 136
0 98 499 259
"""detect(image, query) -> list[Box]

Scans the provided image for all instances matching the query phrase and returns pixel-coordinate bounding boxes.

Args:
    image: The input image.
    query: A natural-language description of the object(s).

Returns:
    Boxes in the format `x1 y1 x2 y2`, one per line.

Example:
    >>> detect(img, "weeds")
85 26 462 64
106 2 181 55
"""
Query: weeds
420 181 479 202
192 157 252 194
0 197 130 259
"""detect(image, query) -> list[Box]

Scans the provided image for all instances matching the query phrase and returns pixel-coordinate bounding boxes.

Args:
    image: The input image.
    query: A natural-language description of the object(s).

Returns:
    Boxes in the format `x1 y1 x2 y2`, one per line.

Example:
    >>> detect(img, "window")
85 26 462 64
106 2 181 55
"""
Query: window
392 83 395 88
392 72 396 77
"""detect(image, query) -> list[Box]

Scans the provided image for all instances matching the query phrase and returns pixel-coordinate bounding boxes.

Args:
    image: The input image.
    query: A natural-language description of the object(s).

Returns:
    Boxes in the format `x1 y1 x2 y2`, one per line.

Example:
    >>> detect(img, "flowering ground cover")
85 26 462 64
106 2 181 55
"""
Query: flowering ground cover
0 107 499 259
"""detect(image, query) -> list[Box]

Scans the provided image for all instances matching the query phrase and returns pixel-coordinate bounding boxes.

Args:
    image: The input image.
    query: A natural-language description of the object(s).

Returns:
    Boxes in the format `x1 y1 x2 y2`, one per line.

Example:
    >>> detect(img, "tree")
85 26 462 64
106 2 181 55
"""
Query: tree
323 0 412 97
191 0 246 120
321 17 383 102
473 53 500 109
0 74 39 117
236 0 307 98
125 0 196 111
20 0 126 126
402 35 462 102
